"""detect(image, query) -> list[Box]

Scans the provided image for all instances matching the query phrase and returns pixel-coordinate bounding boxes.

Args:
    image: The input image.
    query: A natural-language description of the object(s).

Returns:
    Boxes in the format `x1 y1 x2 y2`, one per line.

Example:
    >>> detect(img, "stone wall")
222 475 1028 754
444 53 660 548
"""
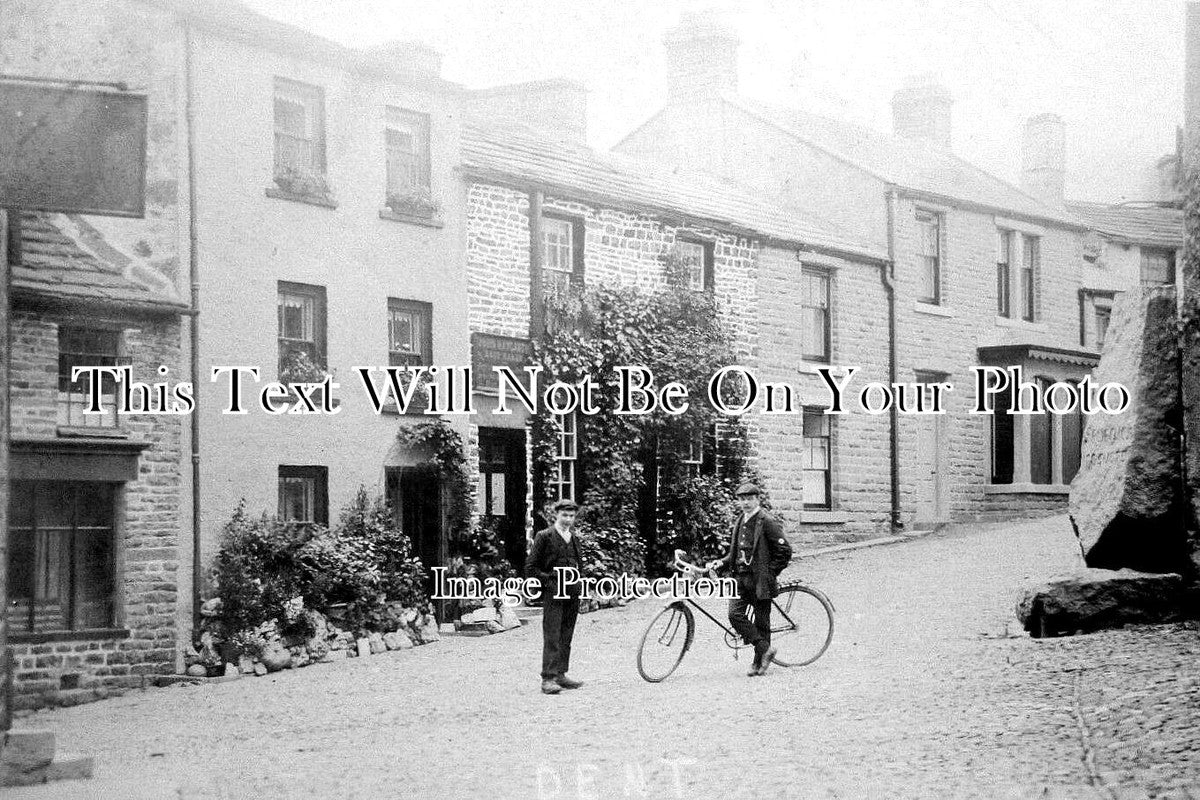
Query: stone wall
8 310 183 711
466 183 759 359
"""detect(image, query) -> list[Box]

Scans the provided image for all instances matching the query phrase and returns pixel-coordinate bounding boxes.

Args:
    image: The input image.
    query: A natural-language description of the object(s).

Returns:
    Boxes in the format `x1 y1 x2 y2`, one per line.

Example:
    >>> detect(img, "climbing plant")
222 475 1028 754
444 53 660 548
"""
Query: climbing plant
531 250 758 578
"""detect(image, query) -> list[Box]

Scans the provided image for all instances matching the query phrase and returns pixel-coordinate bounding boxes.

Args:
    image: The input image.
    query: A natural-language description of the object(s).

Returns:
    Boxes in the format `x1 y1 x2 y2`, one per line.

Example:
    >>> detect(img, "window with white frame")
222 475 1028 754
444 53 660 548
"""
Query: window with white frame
551 412 577 501
802 408 832 510
1140 248 1176 287
387 298 432 367
542 216 580 292
801 267 831 363
57 327 124 429
273 78 324 177
277 281 327 378
676 239 711 292
278 465 328 525
1020 234 1039 321
996 229 1012 317
385 107 432 208
1080 291 1115 351
916 210 942 304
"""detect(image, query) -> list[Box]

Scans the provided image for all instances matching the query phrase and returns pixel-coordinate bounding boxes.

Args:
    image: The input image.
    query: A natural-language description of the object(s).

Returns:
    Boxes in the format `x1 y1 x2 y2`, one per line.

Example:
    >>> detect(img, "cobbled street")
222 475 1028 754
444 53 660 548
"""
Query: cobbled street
7 516 1199 800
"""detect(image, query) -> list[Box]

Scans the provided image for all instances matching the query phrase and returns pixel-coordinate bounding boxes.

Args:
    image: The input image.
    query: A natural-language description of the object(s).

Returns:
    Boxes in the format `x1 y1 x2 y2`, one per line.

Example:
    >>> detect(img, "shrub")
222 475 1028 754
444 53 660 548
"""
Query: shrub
655 474 738 576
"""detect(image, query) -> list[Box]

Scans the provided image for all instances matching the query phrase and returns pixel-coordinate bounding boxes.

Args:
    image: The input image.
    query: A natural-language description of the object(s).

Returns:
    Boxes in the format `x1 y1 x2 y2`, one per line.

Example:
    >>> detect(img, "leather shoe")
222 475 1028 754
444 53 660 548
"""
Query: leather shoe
555 674 583 689
746 653 762 676
541 679 562 694
755 646 778 676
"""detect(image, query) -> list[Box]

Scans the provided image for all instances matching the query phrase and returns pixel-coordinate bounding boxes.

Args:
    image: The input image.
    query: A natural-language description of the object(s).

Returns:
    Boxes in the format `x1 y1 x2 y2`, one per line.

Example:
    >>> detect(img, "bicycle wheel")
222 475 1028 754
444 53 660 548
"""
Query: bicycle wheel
762 583 834 667
636 602 695 682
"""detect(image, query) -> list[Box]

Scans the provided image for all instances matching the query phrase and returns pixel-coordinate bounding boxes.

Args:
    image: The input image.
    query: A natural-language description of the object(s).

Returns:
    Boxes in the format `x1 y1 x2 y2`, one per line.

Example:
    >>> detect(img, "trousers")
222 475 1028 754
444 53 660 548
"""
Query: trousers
541 596 580 679
727 575 772 658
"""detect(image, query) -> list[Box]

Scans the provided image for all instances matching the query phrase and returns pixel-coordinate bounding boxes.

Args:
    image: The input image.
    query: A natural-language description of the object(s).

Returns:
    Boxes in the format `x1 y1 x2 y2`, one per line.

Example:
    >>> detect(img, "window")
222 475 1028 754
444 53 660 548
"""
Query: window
273 78 325 177
676 239 712 292
57 327 124 429
551 412 577 501
277 281 327 378
996 230 1012 317
801 268 831 363
802 408 832 510
387 299 432 367
541 215 583 292
1141 248 1177 287
8 481 116 634
278 466 328 525
1020 235 1039 321
477 436 508 517
1080 291 1115 351
991 385 1014 485
916 210 941 304
385 108 432 200
1061 384 1084 485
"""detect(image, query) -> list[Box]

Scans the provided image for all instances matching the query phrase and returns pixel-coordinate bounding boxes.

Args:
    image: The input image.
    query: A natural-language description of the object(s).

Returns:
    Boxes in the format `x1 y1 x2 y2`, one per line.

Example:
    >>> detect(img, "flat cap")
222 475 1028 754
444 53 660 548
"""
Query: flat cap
734 483 761 497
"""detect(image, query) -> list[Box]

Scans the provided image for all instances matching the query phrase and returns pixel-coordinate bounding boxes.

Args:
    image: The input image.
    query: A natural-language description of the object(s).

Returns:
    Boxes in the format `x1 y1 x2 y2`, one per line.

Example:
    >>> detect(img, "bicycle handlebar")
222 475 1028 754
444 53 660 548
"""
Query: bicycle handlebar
673 549 718 577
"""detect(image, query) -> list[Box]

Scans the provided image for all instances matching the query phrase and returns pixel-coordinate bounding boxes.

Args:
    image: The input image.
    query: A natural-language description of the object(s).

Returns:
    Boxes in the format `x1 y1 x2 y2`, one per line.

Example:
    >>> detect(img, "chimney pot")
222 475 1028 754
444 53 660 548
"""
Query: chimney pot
891 74 953 149
663 11 739 102
1021 112 1066 203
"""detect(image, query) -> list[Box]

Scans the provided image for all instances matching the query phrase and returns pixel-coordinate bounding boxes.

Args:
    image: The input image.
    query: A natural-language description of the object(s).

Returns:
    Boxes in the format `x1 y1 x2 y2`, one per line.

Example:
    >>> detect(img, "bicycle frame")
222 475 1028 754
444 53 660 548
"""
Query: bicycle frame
668 550 801 649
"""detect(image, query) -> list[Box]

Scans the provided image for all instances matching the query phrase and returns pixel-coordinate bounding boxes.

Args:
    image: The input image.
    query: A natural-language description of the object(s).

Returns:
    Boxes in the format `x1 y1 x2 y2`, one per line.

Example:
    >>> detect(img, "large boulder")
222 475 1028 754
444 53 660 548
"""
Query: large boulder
1069 288 1190 573
1016 568 1195 637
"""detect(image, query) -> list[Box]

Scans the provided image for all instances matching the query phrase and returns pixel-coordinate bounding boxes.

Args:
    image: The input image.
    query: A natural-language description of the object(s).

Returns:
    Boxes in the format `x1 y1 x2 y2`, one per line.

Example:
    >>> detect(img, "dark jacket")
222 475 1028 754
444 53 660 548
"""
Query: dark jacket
718 510 793 599
527 526 584 599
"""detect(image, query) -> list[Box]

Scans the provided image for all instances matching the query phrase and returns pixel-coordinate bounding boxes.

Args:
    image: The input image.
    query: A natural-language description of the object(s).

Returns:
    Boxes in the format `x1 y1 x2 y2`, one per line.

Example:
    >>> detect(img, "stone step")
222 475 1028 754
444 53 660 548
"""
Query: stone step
2 753 95 788
2 730 55 769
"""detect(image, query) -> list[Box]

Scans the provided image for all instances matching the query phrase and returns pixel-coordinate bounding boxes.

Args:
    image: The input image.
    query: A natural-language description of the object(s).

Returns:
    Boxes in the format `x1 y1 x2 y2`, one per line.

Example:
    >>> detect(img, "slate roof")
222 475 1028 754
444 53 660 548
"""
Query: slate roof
1064 201 1183 248
720 96 1085 229
461 122 889 263
13 212 186 312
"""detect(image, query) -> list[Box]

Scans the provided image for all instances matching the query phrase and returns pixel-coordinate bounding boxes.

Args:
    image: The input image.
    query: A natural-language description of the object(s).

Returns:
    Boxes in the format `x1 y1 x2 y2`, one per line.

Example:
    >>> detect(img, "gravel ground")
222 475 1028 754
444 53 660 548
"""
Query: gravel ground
6 514 1199 799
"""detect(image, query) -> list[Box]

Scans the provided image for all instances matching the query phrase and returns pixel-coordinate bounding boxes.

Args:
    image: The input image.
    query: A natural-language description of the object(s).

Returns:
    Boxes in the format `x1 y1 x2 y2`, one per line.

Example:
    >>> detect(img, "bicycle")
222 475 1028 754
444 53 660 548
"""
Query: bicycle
636 549 835 682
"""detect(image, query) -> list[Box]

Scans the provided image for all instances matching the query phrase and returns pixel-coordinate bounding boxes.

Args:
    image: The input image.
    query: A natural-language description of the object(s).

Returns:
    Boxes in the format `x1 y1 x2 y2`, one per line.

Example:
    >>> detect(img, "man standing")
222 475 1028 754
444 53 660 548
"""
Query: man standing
527 499 586 695
709 484 793 676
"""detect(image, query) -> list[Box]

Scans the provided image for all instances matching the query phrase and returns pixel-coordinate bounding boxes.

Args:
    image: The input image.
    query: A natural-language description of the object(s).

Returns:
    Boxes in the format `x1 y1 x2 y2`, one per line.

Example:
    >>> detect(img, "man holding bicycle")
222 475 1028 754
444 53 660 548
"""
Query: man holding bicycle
708 483 793 676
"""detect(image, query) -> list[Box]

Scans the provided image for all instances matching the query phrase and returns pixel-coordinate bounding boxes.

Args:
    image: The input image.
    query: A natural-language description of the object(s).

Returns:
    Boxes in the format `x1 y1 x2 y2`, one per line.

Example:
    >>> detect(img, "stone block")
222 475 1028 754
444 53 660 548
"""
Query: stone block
356 637 372 658
1069 289 1190 573
45 754 95 782
1015 568 1197 637
2 730 55 768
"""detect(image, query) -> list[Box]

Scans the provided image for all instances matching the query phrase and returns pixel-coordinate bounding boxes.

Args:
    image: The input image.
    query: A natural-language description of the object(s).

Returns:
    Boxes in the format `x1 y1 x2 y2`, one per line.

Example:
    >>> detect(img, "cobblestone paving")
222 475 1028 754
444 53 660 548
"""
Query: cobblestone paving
8 516 1199 799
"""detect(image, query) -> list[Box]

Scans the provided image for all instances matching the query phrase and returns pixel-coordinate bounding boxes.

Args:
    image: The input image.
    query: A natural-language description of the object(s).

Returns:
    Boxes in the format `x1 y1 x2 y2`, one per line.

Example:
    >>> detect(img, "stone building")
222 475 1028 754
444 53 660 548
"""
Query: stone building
460 94 889 555
4 0 471 701
617 15 1109 530
6 212 187 710
1065 201 1184 351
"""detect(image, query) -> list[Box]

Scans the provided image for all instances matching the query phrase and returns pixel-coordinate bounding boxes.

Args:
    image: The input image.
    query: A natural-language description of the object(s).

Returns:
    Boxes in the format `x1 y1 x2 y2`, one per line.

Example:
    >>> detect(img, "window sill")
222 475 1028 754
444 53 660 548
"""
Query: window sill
984 483 1070 496
56 426 130 440
10 627 130 645
994 315 1045 331
379 400 433 416
797 361 840 375
801 510 849 524
379 208 444 228
913 301 957 318
265 187 338 209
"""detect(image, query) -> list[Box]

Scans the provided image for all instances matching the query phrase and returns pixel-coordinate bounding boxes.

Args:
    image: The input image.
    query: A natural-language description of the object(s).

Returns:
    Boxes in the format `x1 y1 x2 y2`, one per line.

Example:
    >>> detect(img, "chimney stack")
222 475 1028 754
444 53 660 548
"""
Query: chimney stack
1021 113 1066 203
663 11 739 102
467 79 589 144
891 74 953 149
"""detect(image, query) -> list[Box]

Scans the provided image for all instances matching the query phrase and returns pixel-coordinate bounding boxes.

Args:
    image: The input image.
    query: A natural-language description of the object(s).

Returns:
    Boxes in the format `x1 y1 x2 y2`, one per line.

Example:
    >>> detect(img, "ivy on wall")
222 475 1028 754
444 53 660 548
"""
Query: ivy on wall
531 252 760 577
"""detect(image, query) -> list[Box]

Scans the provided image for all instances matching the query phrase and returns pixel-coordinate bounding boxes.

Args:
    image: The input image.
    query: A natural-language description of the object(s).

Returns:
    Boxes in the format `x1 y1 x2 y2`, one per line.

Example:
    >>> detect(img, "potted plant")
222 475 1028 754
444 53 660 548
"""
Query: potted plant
385 185 440 219
273 165 334 204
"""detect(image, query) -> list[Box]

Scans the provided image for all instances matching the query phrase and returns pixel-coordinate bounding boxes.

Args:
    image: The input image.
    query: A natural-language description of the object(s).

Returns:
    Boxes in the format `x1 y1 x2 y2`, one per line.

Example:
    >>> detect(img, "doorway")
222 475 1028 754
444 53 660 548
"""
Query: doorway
913 370 949 527
385 465 444 575
477 428 529 571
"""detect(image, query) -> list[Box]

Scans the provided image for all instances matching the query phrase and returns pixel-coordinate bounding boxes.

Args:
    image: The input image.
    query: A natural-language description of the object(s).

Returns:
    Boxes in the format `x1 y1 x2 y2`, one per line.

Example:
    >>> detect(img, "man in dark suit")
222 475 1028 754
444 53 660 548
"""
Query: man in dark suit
708 483 794 676
527 499 585 695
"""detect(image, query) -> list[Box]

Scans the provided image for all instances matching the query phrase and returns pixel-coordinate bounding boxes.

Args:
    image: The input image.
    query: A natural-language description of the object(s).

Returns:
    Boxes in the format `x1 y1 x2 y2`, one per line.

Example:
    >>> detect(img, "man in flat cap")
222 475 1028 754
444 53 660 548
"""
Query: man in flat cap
708 483 793 676
527 498 586 695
